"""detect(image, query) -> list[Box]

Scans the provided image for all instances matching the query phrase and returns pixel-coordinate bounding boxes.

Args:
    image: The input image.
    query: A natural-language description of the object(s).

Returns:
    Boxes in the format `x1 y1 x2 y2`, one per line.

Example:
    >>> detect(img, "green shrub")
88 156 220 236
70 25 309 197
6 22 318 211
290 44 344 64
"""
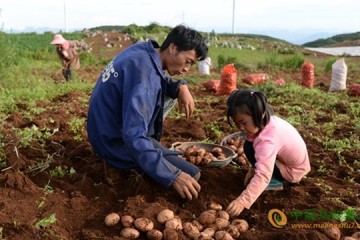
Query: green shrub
324 58 337 72
281 53 304 70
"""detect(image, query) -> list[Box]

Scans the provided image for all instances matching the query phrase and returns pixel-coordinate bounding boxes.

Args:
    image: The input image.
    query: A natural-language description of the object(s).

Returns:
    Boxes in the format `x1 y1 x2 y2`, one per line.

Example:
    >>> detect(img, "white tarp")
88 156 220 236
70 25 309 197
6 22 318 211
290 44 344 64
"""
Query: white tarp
306 46 360 56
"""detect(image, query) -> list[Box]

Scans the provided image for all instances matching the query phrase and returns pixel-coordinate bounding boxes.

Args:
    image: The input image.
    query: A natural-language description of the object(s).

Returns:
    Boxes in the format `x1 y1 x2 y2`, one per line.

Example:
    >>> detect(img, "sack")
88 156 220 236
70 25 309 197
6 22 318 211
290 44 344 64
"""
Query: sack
275 78 286 86
198 57 211 75
329 58 347 92
202 79 220 92
301 62 315 88
243 73 269 85
216 64 238 95
348 84 360 97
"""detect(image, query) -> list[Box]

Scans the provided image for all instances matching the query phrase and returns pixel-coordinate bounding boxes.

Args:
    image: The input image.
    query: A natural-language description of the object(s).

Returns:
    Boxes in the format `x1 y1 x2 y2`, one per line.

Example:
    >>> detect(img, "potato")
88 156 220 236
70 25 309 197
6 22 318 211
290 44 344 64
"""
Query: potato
104 212 120 226
163 228 178 240
212 147 223 156
352 232 360 239
342 237 356 240
214 218 230 230
120 227 140 239
197 148 206 158
234 138 241 147
198 210 217 225
121 215 135 227
227 225 240 239
165 216 183 230
207 209 217 215
229 145 238 151
157 209 175 224
188 156 197 164
184 146 196 157
194 232 212 240
183 222 200 238
214 230 234 240
217 210 230 221
134 217 154 232
231 219 249 232
227 138 235 145
320 227 341 240
208 202 223 211
195 156 203 165
147 229 163 240
202 227 215 237
191 219 203 231
202 155 213 165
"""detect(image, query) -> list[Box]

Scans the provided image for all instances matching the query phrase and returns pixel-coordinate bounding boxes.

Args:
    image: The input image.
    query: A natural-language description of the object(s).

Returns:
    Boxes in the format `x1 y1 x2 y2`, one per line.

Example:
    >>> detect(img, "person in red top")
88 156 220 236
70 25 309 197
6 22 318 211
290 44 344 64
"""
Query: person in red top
50 34 88 81
225 89 311 217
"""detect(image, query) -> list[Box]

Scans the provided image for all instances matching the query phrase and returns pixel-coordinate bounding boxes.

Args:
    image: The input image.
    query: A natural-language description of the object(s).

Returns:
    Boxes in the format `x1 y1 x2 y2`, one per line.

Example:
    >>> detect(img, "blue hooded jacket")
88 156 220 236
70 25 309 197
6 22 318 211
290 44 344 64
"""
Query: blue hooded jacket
87 40 186 187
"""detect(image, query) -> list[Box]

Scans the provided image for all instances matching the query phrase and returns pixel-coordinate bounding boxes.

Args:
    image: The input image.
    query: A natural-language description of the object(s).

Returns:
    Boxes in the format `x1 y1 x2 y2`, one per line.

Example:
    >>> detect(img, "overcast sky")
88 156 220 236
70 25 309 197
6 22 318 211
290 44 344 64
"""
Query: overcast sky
1 0 359 43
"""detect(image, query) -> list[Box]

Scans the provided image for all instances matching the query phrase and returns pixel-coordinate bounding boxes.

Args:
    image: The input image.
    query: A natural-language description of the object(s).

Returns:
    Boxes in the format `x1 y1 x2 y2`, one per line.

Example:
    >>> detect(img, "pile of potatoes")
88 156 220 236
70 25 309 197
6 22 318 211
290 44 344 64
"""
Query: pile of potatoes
179 145 227 166
104 202 249 239
222 135 249 166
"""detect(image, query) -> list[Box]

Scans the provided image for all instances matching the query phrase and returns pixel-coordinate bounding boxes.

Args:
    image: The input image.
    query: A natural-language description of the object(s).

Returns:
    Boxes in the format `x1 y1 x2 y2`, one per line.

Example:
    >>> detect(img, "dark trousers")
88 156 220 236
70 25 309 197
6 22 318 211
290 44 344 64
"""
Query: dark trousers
243 140 285 181
62 68 72 81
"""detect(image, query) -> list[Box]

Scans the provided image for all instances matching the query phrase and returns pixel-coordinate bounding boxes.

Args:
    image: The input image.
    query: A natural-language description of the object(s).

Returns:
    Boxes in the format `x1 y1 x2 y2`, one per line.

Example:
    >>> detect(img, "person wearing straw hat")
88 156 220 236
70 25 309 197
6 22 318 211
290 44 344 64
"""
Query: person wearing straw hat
50 34 88 81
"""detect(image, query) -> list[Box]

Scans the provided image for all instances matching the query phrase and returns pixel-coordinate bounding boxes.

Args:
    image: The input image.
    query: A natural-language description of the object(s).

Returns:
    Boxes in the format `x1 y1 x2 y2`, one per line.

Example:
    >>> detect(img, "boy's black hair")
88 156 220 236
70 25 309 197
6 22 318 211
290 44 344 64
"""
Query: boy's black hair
160 25 208 61
226 89 274 130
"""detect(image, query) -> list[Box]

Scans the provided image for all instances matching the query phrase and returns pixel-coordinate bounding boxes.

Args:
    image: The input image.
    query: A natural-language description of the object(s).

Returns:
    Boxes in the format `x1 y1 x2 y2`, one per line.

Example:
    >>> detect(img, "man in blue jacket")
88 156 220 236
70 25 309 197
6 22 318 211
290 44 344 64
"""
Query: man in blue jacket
87 25 208 200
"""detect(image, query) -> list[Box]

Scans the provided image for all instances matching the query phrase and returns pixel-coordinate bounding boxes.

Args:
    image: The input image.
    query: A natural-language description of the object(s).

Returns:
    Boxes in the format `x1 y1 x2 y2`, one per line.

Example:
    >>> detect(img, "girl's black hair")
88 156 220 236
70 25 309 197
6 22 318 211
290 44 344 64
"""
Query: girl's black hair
226 89 274 130
160 25 208 61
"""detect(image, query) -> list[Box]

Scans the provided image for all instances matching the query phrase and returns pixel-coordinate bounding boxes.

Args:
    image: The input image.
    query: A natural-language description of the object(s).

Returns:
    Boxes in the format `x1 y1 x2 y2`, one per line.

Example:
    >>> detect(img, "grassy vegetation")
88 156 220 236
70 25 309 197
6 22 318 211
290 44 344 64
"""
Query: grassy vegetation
0 28 359 159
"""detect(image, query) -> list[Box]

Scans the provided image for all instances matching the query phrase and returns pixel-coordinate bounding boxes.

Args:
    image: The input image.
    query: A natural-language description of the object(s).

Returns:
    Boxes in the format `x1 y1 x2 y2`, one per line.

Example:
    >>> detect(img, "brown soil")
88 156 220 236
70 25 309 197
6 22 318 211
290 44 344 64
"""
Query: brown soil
0 32 359 240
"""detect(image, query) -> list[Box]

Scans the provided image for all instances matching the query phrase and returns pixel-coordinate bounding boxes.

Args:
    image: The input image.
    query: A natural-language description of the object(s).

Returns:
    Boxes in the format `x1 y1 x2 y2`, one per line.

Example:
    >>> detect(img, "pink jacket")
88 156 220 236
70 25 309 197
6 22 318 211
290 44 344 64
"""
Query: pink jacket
237 116 310 209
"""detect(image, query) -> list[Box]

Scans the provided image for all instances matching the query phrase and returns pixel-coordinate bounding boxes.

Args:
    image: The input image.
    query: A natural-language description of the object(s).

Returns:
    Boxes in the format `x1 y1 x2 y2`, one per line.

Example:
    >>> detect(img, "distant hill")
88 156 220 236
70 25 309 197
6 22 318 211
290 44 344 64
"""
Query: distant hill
302 32 360 47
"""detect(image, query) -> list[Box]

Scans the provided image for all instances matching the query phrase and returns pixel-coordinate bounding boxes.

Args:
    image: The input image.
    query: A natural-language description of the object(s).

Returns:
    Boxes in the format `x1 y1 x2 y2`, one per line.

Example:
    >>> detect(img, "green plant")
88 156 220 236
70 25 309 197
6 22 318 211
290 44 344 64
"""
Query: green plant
204 122 223 139
42 180 54 193
69 117 86 142
324 57 337 72
35 213 57 229
49 166 66 177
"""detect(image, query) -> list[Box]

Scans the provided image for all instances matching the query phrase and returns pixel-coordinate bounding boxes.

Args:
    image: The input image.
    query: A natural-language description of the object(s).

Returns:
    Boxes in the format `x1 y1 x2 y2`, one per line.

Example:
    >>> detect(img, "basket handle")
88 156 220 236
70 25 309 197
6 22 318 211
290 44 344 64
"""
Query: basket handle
170 142 182 150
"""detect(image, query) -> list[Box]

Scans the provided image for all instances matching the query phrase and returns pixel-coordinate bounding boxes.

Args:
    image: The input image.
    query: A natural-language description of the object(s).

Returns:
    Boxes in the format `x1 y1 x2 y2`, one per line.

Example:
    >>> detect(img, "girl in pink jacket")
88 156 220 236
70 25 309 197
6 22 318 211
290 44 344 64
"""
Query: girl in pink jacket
225 89 310 217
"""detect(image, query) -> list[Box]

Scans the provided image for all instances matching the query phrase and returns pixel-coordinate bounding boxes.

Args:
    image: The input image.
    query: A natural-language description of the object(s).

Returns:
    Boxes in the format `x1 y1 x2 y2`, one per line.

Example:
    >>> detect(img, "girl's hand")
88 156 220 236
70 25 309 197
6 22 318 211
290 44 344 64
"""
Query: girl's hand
226 199 245 217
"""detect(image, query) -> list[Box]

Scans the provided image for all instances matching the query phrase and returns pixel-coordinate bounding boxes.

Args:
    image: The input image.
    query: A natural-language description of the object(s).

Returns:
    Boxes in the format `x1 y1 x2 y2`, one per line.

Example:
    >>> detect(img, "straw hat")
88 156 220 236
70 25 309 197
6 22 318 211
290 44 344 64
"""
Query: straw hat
50 34 67 45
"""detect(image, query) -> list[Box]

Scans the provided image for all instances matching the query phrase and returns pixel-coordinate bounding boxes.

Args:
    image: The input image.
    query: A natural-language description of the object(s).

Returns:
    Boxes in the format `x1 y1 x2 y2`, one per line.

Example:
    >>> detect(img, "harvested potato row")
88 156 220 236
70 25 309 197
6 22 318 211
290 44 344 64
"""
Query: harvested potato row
179 145 227 166
223 136 249 166
192 203 249 239
105 205 249 239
